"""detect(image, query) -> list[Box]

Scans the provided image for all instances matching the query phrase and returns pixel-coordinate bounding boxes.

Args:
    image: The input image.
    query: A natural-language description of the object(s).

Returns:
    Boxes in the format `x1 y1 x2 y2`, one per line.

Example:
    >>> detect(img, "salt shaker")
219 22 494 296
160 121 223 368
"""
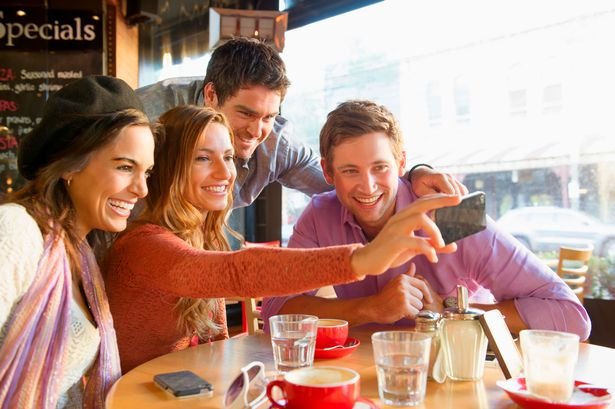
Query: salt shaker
440 285 488 381
415 310 441 380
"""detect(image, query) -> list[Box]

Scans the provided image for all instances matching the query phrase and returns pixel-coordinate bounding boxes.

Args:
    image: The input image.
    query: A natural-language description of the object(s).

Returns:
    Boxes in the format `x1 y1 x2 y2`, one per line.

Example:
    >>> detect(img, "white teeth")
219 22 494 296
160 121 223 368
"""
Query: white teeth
355 196 380 204
239 135 256 143
108 200 135 210
203 185 227 193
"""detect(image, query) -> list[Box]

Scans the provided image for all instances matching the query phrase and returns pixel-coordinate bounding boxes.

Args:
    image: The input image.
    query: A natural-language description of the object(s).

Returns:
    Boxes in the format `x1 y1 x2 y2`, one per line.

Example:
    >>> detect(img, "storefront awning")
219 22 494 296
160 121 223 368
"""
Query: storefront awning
410 135 615 174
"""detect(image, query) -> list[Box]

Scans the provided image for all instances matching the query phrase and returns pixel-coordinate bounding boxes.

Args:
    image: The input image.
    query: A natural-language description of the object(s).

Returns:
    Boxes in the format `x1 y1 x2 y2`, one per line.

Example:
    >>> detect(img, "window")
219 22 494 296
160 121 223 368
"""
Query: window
149 0 615 297
454 76 471 123
280 0 615 298
507 63 528 117
426 81 443 126
509 89 527 117
543 83 563 114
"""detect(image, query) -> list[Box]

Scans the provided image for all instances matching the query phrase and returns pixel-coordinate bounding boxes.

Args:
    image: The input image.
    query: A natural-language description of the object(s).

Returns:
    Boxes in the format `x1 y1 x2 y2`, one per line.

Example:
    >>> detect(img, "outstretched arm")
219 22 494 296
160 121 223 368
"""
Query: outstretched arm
108 194 460 301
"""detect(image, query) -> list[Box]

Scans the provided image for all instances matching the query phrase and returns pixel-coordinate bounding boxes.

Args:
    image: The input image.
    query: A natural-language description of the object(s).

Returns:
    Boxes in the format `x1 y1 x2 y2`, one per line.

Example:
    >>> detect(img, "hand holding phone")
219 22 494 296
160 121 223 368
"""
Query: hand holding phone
434 191 487 244
154 370 214 398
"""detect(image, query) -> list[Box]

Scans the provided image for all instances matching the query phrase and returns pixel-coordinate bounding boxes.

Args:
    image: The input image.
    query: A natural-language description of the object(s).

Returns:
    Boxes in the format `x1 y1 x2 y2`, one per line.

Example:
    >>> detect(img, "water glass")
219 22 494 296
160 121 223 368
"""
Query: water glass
520 329 579 403
372 331 431 406
269 314 318 373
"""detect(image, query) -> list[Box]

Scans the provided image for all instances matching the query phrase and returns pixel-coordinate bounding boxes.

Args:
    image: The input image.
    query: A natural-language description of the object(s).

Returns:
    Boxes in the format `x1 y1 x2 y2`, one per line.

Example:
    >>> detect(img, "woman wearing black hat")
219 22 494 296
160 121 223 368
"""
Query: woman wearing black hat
0 75 156 409
103 104 462 373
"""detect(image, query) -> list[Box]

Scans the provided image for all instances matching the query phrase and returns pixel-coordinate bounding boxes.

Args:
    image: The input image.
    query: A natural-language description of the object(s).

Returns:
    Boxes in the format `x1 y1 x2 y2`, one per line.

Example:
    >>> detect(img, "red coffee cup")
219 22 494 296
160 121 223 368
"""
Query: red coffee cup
316 319 349 349
266 366 360 409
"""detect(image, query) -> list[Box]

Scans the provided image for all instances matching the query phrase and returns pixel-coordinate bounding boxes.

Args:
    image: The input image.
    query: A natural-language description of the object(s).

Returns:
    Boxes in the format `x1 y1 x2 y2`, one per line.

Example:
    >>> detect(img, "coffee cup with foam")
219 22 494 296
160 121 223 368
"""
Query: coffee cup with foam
266 366 359 409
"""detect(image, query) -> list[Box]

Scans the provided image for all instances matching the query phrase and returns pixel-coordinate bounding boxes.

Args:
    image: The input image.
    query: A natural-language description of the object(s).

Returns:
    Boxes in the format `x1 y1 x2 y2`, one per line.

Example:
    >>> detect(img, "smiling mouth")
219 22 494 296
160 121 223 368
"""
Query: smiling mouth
354 195 382 205
203 185 228 193
237 135 257 144
108 199 135 217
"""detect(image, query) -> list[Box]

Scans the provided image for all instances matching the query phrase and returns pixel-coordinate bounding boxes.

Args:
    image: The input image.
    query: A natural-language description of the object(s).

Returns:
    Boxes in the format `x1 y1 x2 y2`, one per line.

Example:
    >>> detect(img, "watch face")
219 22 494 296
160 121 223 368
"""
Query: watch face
444 296 458 309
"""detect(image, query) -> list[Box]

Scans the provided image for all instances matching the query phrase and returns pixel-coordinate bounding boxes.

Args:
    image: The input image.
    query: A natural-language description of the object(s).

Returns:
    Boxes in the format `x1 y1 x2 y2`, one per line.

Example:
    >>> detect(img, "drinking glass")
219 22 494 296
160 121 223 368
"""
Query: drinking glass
269 314 318 373
520 329 579 403
372 331 431 406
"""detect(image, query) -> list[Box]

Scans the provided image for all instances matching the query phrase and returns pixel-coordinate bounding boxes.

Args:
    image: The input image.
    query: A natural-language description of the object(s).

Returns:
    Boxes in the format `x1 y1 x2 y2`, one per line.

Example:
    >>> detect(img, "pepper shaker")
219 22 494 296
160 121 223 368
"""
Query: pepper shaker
414 310 441 380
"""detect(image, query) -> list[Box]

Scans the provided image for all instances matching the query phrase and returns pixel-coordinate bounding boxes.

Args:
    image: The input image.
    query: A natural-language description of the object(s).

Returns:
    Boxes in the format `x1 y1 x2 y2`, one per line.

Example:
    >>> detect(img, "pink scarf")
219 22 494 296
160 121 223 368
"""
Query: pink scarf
0 232 121 408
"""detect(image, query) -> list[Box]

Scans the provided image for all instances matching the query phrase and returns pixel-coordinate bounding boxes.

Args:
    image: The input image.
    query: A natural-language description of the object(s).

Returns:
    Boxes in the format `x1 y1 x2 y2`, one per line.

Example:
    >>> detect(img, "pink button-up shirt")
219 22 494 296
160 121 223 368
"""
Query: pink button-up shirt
262 178 590 339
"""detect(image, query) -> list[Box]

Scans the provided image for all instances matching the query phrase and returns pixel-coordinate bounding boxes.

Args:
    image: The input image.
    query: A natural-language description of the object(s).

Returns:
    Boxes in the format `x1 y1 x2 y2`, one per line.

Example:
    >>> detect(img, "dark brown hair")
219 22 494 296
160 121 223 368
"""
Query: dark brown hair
204 37 291 104
8 108 154 271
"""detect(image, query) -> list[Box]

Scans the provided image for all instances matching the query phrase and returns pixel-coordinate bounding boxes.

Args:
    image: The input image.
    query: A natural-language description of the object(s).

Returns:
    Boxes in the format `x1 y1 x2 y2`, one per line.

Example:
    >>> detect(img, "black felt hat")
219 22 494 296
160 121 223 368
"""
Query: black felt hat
18 75 144 180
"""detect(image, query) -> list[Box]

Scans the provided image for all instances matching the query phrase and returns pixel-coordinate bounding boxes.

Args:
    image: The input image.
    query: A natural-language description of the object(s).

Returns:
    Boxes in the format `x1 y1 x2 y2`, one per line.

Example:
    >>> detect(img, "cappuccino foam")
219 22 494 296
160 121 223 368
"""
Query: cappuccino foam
288 367 356 386
317 319 347 327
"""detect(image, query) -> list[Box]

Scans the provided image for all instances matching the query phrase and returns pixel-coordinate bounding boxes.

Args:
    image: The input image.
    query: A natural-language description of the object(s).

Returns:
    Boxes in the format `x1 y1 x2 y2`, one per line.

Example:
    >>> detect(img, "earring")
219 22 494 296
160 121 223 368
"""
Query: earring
67 179 72 187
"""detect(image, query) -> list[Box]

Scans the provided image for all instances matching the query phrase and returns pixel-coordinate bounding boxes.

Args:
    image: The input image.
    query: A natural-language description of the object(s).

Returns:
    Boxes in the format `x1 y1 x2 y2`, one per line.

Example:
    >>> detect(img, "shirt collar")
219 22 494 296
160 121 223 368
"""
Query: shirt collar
235 156 251 169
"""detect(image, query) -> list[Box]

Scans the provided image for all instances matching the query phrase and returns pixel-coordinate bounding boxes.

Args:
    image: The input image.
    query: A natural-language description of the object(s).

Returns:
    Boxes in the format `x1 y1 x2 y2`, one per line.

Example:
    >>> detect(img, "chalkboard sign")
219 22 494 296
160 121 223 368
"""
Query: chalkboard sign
0 6 103 194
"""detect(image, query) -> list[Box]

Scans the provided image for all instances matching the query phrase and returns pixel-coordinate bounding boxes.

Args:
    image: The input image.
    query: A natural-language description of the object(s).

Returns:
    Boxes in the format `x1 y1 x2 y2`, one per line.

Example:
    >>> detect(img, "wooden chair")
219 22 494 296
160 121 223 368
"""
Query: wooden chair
240 240 281 335
226 297 262 336
556 246 593 303
242 297 262 335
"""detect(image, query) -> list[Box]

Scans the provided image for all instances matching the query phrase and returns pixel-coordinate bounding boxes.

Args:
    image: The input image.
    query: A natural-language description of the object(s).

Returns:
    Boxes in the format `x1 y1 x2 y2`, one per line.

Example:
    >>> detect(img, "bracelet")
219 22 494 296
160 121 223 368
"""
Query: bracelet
407 163 434 182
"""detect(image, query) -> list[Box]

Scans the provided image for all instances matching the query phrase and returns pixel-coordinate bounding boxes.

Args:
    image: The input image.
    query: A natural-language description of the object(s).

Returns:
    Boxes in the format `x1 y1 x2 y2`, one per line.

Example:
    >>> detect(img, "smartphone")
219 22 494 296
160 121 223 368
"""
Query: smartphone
153 370 214 398
434 191 486 244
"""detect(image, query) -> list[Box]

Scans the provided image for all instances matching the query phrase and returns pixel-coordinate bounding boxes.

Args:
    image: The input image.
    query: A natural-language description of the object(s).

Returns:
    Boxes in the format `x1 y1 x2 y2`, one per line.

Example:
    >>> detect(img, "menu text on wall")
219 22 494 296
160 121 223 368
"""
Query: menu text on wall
0 6 103 194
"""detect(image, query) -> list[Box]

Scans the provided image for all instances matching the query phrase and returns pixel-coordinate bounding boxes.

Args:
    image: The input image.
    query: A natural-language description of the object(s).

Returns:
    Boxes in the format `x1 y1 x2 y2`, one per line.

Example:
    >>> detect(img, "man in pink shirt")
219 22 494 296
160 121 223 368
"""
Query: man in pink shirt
262 100 590 339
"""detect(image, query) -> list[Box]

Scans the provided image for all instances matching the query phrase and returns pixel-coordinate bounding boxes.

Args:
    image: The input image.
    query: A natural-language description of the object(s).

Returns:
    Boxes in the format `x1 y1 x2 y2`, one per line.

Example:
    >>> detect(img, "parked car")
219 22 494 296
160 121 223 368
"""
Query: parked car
497 206 615 259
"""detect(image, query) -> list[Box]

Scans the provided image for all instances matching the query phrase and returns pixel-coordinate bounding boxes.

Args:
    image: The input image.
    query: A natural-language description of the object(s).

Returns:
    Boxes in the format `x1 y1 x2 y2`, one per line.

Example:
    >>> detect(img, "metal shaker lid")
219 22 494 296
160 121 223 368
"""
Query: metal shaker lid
443 285 484 320
416 310 441 331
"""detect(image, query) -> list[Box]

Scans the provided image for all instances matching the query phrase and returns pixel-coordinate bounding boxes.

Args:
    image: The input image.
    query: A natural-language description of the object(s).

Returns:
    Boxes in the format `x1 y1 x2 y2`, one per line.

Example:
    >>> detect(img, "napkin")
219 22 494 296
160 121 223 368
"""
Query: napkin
431 347 447 383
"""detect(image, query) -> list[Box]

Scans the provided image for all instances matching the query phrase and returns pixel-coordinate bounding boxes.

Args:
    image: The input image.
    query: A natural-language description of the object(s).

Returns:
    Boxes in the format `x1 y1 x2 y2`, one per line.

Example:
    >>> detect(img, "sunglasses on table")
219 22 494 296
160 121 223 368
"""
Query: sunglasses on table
224 361 269 409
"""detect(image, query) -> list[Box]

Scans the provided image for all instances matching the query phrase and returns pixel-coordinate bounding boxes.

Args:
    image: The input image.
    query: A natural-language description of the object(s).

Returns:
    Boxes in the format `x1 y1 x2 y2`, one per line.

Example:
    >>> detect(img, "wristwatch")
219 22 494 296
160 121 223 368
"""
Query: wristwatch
443 296 457 309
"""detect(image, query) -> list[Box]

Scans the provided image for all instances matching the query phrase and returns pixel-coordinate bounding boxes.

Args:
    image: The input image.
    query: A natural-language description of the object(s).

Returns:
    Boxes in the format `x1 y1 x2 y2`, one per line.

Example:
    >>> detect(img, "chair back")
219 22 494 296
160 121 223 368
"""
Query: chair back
556 246 593 303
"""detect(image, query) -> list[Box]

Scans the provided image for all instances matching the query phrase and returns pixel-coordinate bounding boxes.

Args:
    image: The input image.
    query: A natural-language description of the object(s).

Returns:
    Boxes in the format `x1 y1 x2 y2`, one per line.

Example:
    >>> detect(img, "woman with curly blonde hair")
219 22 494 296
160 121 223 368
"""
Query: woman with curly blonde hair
103 104 461 373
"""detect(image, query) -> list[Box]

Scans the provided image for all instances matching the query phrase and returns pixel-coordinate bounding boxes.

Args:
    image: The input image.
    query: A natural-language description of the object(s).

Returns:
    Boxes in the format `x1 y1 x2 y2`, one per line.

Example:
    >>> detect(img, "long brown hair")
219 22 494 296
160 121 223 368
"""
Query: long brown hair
7 109 152 272
141 105 238 339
